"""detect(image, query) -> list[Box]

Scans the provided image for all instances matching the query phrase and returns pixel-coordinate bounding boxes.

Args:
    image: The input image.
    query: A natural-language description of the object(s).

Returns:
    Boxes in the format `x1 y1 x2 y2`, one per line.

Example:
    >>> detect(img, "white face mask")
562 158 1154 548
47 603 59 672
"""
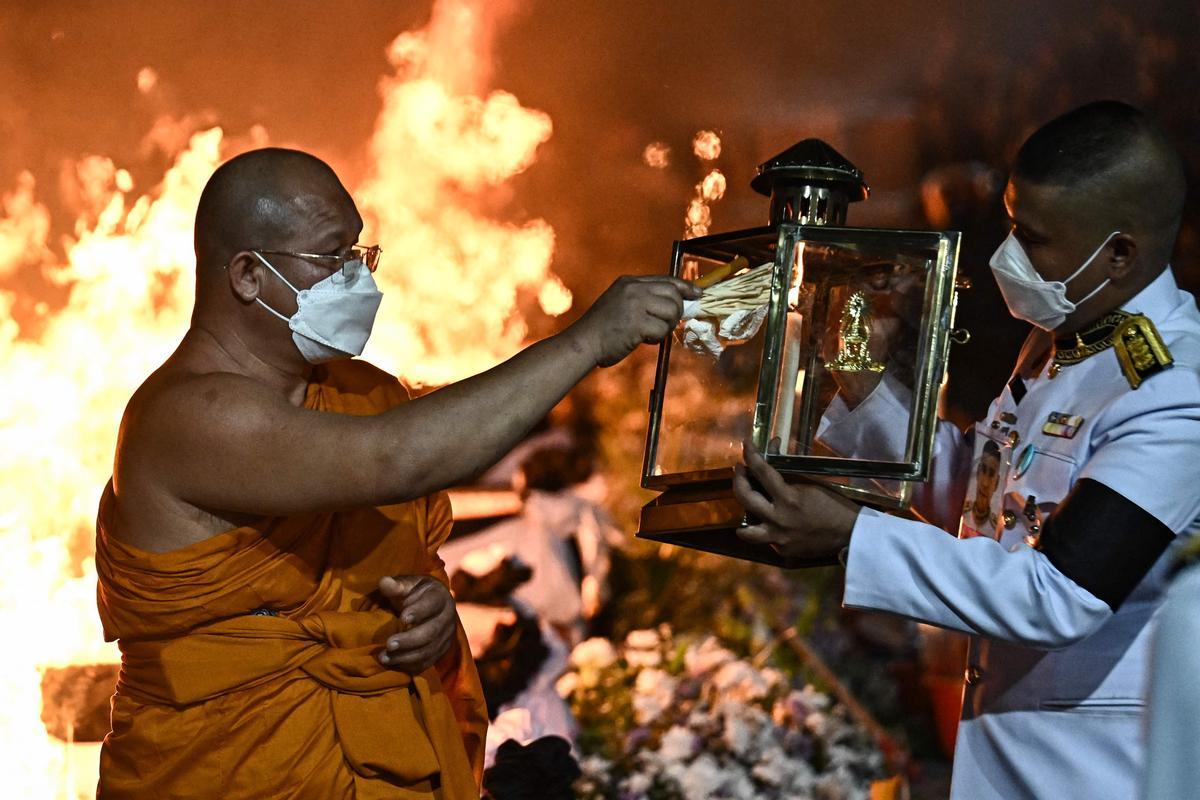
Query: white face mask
253 251 384 363
988 230 1119 331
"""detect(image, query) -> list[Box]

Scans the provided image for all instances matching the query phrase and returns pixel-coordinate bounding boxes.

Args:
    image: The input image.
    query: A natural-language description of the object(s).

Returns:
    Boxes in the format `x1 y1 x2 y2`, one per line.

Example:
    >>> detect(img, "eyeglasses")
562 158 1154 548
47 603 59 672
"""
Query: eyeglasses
254 244 382 275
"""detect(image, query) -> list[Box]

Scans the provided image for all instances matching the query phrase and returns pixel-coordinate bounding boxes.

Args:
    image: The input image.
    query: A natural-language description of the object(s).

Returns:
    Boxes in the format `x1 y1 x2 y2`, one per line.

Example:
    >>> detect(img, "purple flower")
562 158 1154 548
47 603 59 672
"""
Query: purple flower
624 726 651 755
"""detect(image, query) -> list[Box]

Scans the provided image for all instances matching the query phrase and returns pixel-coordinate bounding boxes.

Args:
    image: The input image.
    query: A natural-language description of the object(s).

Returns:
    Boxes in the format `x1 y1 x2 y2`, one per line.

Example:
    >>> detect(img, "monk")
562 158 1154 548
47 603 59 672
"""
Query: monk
95 147 696 799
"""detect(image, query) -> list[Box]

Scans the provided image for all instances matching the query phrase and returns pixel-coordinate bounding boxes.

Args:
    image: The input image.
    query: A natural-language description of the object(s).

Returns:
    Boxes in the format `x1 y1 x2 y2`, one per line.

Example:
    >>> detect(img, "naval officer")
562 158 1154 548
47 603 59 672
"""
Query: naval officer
735 100 1200 799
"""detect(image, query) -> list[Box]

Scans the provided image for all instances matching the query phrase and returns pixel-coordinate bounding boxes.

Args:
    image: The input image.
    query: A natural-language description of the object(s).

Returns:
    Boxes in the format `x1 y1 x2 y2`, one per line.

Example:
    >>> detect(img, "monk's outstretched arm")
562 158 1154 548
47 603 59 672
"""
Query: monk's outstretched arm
122 276 696 517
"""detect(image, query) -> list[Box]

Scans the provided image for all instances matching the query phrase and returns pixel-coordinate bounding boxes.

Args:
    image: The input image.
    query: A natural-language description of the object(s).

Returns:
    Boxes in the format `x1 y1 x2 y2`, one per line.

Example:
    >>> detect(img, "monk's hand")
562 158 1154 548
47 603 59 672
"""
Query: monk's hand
377 575 458 674
568 275 700 367
733 438 861 559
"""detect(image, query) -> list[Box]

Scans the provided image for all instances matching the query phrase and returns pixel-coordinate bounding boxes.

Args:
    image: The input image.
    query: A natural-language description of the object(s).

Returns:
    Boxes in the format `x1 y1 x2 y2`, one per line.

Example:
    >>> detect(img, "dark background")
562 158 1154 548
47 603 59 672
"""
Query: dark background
2 0 1198 418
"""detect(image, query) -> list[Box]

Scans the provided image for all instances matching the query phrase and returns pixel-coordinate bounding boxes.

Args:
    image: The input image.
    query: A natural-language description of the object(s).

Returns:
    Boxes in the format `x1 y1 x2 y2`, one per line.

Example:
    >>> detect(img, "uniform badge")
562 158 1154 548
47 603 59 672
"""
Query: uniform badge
960 433 1010 541
1042 412 1083 439
1113 314 1173 389
1014 444 1036 478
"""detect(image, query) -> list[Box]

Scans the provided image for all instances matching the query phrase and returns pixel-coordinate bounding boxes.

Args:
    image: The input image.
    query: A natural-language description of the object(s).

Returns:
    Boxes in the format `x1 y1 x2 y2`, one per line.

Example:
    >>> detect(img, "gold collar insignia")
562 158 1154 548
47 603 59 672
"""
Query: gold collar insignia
1052 311 1173 388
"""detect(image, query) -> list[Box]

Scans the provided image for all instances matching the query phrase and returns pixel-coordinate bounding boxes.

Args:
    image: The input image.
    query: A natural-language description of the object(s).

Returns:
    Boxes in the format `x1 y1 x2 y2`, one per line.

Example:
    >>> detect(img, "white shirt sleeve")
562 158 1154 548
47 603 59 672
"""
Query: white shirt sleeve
843 507 1111 648
816 374 973 531
1081 365 1200 534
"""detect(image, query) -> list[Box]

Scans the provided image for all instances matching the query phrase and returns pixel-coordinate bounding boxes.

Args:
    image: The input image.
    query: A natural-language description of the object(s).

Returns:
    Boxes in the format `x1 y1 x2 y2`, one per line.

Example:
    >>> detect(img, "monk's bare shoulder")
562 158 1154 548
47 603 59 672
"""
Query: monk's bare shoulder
117 367 261 474
112 366 279 551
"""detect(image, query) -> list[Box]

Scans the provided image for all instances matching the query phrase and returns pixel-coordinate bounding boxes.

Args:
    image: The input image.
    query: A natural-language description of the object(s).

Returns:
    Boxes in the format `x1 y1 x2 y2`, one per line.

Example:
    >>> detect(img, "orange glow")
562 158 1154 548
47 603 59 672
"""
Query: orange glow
683 131 726 239
700 169 727 202
356 0 569 387
692 130 722 161
0 1 570 795
642 142 671 169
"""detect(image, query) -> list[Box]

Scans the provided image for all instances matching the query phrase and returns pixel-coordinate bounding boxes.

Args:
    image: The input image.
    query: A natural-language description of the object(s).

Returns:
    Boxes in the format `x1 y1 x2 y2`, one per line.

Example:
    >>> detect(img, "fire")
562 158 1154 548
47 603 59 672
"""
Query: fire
0 0 568 796
692 129 722 161
684 132 726 239
135 67 158 95
642 142 671 169
357 0 569 387
0 130 218 799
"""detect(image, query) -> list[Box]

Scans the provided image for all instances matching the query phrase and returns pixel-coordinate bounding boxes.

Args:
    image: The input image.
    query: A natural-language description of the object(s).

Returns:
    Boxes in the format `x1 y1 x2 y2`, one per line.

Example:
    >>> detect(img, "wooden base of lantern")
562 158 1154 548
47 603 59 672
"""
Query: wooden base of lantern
637 481 839 569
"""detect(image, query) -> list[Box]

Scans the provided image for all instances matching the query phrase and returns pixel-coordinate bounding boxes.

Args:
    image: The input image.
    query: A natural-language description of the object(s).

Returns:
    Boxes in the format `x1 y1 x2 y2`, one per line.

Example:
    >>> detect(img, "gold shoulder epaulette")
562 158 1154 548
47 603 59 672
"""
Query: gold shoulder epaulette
1113 314 1173 389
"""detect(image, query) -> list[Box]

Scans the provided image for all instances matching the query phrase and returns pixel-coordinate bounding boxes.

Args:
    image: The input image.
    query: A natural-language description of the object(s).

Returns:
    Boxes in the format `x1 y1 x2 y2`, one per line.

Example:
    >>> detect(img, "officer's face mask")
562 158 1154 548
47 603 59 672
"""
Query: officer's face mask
988 230 1120 331
253 251 384 363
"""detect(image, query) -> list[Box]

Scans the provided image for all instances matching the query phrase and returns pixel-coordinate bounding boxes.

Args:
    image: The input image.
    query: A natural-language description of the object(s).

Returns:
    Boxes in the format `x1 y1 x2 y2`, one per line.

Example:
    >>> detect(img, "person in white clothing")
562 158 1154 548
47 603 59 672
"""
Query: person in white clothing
734 101 1200 799
1142 537 1200 799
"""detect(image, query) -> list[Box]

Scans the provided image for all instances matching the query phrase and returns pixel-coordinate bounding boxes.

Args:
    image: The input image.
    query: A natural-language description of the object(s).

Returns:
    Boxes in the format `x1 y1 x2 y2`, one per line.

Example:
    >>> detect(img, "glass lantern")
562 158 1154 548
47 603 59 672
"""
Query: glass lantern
638 139 963 567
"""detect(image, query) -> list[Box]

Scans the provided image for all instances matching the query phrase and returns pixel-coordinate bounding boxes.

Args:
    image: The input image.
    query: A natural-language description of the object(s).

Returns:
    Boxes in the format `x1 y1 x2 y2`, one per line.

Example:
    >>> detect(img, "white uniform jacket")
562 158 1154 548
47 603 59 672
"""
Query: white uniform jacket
1144 558 1200 800
834 268 1200 799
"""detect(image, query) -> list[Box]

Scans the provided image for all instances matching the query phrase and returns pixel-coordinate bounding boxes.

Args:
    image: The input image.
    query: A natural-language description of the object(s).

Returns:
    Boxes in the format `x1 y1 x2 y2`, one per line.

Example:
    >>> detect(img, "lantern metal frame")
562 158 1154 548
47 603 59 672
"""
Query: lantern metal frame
637 223 960 567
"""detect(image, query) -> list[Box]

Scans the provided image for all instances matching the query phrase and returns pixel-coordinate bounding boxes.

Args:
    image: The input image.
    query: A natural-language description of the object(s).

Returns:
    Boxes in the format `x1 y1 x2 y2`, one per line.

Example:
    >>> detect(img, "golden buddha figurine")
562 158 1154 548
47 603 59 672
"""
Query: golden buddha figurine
827 290 885 373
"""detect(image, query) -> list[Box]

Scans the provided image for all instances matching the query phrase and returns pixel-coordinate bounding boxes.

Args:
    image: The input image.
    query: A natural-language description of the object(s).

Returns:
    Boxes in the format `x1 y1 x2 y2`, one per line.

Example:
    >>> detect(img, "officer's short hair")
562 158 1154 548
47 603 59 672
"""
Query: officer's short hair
1013 101 1146 187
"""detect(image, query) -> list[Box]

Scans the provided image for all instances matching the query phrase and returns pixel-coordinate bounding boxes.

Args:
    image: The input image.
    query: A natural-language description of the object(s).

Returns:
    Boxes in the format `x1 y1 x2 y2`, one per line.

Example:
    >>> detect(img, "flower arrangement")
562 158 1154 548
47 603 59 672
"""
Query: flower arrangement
559 628 886 800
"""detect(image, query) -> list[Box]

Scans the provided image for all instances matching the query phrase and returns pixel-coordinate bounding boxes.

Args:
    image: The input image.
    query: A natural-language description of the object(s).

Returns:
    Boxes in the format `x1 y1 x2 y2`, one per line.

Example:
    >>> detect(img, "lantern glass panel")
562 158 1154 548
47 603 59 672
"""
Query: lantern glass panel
651 251 770 479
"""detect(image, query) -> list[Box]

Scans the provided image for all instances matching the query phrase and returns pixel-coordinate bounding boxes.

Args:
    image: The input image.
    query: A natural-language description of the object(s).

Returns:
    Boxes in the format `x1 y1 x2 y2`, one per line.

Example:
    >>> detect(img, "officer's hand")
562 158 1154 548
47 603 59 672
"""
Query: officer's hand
733 439 861 559
569 276 701 368
377 575 458 674
828 370 886 411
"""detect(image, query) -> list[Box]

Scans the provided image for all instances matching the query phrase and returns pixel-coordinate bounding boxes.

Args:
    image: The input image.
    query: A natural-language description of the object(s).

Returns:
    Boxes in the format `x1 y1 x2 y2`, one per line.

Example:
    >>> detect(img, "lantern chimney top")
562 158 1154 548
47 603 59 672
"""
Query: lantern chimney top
751 138 869 226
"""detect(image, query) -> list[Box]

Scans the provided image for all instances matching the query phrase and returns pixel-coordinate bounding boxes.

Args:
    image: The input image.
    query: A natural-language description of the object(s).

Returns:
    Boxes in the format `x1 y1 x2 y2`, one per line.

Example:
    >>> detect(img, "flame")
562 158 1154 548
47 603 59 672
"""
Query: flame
0 129 220 798
682 131 725 239
642 142 671 169
700 169 726 202
357 0 569 387
0 172 52 278
692 130 722 161
0 0 568 795
135 67 158 95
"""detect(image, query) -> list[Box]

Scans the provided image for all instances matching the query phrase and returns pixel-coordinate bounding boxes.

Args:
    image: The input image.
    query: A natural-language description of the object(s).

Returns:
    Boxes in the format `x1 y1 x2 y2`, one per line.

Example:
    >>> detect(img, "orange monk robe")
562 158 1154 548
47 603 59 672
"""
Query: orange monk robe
95 360 488 800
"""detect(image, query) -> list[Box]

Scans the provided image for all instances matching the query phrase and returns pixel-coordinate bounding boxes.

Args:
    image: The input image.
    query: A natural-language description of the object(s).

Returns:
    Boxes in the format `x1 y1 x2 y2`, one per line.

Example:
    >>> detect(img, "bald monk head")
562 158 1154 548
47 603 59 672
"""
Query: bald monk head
1001 100 1187 333
190 147 372 374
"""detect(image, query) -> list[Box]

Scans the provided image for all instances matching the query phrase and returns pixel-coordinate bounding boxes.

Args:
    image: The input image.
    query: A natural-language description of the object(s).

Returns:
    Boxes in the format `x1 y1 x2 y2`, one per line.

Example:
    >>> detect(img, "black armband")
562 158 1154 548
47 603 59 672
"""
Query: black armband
1037 478 1174 611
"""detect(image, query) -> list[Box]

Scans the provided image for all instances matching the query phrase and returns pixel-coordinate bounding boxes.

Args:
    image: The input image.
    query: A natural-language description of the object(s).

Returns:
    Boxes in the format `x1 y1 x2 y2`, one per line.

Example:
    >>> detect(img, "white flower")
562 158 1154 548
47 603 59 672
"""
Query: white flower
632 669 677 725
799 683 832 711
806 710 828 737
634 667 673 696
671 753 727 798
783 758 818 795
620 771 653 797
624 628 663 668
686 708 712 733
751 744 790 786
658 724 698 763
578 754 613 779
555 671 579 698
571 637 618 671
684 636 736 677
723 713 755 760
825 741 882 775
712 660 772 702
625 648 662 668
625 628 661 650
713 696 747 720
760 666 784 691
723 768 757 800
814 770 854 800
718 700 771 763
633 693 670 726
